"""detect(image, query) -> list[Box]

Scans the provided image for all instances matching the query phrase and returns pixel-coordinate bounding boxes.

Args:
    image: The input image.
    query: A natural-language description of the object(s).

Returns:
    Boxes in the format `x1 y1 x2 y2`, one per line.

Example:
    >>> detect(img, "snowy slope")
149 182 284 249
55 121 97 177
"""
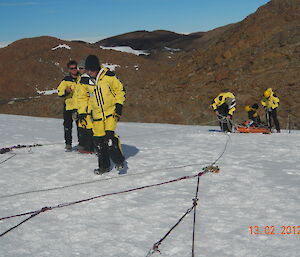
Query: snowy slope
0 114 299 257
99 46 149 56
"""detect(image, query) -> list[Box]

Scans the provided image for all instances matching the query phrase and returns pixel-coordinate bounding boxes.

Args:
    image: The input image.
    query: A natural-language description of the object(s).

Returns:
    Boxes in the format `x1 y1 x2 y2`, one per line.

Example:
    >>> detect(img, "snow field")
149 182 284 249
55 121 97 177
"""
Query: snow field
0 114 299 257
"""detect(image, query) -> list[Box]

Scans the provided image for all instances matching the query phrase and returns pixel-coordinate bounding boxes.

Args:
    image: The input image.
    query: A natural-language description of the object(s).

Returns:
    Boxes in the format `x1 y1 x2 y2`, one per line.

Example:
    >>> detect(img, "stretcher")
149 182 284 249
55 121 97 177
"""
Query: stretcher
235 126 271 134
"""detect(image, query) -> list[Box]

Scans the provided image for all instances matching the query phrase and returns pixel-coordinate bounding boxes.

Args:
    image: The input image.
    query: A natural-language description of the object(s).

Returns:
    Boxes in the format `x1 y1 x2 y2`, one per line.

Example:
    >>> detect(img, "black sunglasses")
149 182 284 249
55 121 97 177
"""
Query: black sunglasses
69 66 77 70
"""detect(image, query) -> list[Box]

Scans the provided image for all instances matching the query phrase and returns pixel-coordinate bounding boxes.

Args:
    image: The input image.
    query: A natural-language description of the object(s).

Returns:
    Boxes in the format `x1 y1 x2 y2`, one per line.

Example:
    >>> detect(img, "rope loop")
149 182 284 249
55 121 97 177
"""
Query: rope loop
40 206 51 213
192 197 198 207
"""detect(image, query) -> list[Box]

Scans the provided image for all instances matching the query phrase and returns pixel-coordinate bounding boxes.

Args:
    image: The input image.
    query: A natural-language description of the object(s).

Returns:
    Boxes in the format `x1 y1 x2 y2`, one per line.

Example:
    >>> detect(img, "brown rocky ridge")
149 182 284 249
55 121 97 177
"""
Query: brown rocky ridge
0 0 299 129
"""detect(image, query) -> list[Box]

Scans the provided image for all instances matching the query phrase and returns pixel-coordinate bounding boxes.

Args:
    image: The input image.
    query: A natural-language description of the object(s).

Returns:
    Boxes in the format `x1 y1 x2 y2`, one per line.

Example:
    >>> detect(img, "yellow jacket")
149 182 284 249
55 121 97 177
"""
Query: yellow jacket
261 88 279 109
72 75 85 111
211 92 236 115
77 67 125 121
57 75 79 110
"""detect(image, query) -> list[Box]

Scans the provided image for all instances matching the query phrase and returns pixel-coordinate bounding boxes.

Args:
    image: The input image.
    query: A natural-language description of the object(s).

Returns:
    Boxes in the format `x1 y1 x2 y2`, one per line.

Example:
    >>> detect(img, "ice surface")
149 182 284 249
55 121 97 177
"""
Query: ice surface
0 114 299 257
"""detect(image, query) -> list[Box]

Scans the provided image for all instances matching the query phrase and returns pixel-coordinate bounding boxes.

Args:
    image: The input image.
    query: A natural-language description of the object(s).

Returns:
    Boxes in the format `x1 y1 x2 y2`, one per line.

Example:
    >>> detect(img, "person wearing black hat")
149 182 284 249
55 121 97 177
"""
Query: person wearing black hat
77 55 126 174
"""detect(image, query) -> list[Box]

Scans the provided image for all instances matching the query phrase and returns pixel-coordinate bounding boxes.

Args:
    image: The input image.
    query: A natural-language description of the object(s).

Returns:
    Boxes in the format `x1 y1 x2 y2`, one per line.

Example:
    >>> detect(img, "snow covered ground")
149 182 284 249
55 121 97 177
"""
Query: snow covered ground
0 114 299 257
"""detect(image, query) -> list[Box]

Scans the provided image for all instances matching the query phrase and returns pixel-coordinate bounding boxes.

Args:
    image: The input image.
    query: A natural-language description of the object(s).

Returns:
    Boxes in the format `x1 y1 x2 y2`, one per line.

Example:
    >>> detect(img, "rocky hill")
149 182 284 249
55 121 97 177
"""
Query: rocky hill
95 30 204 51
96 30 183 50
0 0 299 129
141 0 300 127
0 36 170 120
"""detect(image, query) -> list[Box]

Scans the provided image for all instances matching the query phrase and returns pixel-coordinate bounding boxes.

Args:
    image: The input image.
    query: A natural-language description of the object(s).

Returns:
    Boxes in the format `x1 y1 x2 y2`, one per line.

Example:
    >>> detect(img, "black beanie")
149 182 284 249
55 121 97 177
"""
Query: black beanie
85 55 101 71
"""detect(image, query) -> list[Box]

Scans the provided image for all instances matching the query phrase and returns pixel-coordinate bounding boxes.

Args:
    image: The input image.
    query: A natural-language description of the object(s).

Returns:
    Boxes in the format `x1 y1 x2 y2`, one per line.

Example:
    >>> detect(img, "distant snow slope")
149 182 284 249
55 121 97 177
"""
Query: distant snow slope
100 45 150 56
51 44 71 50
0 42 9 48
0 114 299 257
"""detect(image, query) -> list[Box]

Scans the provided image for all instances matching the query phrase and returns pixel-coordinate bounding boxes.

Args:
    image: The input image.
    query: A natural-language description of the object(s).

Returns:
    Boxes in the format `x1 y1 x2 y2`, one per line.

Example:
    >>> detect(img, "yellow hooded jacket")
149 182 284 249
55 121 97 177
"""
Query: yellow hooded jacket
77 67 125 121
211 92 236 115
57 75 78 111
72 74 93 129
72 75 85 111
261 88 279 109
245 105 260 122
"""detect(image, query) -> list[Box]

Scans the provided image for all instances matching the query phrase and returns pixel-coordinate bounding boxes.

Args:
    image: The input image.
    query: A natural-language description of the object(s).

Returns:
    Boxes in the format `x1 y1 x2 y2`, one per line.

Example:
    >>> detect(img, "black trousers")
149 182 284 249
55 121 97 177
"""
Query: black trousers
217 106 233 132
94 131 125 170
218 119 233 132
78 127 94 152
266 109 280 132
63 108 78 145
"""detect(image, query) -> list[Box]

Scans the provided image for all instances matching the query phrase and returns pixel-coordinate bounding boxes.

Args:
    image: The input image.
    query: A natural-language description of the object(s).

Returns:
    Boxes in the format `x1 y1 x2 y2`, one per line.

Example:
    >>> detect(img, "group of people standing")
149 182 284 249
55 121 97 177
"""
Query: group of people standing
57 56 281 174
211 88 280 133
57 55 126 174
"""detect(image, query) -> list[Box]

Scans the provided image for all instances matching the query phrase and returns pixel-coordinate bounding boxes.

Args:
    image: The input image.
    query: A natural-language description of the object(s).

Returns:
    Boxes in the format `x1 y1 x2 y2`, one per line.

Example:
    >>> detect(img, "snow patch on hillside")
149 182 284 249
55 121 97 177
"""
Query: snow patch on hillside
51 44 71 51
100 45 150 56
164 46 181 52
102 63 120 71
37 89 58 95
0 42 9 48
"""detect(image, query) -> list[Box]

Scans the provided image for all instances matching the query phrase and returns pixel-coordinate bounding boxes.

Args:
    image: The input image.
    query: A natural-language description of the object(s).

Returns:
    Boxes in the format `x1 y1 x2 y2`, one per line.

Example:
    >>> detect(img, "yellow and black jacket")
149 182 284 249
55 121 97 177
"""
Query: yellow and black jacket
211 92 236 116
57 75 79 110
77 67 125 121
261 88 279 109
245 105 261 123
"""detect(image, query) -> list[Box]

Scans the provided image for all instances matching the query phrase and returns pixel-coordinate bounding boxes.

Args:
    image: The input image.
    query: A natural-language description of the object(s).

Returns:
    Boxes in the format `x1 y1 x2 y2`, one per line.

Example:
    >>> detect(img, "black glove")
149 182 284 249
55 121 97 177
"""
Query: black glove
78 113 87 122
114 104 123 121
115 103 123 116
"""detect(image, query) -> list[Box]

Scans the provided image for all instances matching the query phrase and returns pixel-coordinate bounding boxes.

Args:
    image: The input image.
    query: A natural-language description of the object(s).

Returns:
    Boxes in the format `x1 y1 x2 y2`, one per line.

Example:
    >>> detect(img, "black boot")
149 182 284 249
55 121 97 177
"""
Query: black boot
86 129 95 152
78 128 94 152
94 167 110 175
93 136 110 174
106 131 125 165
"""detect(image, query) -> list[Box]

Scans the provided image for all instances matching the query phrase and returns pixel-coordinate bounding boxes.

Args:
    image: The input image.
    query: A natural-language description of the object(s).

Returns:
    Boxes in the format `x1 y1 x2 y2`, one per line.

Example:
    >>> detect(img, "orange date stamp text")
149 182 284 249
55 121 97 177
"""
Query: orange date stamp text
249 226 300 235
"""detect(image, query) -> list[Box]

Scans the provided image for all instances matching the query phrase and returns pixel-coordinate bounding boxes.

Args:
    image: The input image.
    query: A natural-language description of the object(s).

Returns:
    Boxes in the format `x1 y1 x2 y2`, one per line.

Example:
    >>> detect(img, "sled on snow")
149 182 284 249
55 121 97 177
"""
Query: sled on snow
235 125 271 134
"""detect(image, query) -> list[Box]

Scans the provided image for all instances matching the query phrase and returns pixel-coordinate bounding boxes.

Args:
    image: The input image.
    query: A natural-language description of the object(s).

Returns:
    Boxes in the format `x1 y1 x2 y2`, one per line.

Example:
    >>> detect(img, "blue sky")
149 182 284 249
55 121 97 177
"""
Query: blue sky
0 0 270 46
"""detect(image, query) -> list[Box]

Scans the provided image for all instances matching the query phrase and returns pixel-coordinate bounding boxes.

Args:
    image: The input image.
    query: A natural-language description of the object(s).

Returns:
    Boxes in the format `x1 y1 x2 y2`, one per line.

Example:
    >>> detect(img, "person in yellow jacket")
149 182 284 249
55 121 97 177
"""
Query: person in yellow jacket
261 88 280 132
244 103 262 125
77 55 126 174
211 92 236 132
74 60 95 153
57 60 80 151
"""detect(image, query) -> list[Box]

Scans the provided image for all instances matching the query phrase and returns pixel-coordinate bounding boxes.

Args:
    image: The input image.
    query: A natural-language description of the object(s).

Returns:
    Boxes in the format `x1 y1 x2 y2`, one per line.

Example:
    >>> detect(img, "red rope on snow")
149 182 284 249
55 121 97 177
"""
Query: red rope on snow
146 170 208 257
0 172 203 237
0 210 39 221
192 173 201 257
0 207 51 237
0 144 42 155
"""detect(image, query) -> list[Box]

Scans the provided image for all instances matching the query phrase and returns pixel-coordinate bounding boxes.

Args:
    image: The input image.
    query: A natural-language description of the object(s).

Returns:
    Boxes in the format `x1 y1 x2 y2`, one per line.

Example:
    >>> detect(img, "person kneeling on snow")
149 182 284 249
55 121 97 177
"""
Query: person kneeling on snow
211 92 236 132
244 104 262 126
